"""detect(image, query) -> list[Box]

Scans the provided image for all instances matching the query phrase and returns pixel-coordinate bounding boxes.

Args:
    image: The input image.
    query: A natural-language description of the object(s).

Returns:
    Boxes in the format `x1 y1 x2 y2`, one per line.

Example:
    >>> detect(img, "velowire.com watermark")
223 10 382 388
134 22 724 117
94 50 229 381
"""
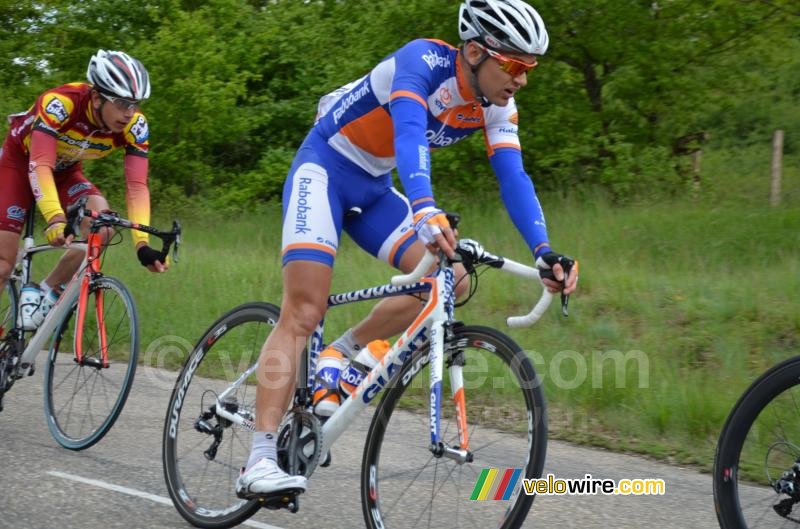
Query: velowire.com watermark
471 470 665 500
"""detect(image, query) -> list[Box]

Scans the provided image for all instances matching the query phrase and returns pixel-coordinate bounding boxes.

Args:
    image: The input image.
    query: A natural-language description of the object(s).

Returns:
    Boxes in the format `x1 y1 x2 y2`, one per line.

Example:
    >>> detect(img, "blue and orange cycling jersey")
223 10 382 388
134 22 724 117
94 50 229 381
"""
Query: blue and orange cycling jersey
313 38 550 257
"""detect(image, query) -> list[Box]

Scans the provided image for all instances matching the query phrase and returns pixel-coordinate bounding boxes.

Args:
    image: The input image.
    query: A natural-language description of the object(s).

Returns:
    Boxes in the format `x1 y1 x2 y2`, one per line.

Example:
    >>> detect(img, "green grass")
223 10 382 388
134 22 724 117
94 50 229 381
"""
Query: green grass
25 150 800 470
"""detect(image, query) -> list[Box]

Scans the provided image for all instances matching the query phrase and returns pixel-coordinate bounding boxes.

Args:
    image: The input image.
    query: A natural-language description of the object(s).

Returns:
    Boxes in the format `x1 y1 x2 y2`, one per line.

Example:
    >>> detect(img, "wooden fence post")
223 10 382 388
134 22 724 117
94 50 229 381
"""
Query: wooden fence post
692 150 702 190
770 130 784 207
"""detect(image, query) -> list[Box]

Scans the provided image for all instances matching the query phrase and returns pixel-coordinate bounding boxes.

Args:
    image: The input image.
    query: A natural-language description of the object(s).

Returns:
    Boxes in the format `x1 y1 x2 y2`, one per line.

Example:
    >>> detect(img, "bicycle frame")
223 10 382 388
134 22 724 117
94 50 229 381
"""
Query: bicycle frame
213 244 553 464
11 233 91 373
7 200 180 375
318 268 457 459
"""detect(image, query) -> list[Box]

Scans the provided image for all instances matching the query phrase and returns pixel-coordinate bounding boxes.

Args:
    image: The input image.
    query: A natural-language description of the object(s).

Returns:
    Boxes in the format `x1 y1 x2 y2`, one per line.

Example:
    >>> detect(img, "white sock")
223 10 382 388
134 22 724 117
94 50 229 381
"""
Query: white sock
331 328 363 359
40 280 51 294
247 431 277 470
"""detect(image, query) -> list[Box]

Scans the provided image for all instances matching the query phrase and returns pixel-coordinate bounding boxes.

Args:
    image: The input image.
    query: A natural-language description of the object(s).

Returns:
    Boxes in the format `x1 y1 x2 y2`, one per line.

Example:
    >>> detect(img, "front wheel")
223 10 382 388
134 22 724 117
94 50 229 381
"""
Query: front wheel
361 325 547 529
713 355 800 529
43 275 139 450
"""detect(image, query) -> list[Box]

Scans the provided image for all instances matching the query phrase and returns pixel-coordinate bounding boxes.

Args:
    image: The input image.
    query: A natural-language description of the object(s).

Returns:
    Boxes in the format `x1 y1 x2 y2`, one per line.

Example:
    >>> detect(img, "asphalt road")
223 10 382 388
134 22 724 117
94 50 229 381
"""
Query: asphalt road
0 364 722 529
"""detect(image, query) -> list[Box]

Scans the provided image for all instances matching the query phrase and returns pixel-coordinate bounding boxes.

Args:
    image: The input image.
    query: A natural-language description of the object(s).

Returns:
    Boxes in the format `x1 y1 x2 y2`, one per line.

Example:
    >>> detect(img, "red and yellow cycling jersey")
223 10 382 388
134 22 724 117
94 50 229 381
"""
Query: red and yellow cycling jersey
7 82 149 170
3 82 151 245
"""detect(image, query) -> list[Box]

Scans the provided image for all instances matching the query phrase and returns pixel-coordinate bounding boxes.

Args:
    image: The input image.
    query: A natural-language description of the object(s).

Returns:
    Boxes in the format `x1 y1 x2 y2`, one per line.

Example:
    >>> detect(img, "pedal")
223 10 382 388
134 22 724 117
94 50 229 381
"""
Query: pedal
259 491 301 513
236 488 303 513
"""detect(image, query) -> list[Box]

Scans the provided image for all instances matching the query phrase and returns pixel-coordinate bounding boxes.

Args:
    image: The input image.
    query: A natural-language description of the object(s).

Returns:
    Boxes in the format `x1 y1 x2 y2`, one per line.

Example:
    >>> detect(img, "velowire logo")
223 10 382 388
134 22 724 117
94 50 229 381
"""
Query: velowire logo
470 469 521 500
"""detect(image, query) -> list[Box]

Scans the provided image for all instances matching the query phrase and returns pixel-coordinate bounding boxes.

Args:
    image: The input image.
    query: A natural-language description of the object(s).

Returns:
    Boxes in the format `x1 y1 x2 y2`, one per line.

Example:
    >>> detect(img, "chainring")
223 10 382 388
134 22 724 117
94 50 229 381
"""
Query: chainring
0 338 19 396
277 409 322 478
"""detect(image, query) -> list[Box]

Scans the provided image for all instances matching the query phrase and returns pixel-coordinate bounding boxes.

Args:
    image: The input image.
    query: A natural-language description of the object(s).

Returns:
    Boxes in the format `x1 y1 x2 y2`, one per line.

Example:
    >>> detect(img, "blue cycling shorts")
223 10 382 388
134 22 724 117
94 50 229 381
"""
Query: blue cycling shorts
281 129 418 268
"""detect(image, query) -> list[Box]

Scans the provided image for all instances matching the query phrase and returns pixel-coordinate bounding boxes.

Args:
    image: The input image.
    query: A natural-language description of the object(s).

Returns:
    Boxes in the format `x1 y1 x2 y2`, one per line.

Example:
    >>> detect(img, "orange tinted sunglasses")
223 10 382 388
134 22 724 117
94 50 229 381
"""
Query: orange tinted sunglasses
476 42 538 77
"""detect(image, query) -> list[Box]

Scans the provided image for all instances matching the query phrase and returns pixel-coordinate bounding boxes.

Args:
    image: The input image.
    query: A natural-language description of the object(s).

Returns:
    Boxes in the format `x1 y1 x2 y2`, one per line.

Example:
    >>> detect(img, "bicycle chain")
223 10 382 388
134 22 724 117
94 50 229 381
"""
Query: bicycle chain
774 492 800 524
0 338 21 397
206 455 240 473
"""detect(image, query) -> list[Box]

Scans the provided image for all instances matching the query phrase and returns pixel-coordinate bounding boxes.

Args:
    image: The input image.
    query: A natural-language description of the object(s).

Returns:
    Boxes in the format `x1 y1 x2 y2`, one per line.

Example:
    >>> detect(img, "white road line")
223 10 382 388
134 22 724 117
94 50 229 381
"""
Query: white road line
46 471 285 529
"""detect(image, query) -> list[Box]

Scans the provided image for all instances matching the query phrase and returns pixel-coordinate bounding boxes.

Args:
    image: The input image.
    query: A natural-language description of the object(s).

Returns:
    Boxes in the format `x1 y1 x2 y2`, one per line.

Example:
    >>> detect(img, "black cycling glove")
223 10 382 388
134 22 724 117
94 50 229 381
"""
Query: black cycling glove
137 245 168 267
535 251 576 283
536 250 577 316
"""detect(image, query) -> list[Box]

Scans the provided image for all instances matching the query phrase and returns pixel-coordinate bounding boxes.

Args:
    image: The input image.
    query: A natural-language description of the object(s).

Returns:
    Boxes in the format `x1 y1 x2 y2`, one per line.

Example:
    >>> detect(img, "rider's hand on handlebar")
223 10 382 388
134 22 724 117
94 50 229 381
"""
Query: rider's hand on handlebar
137 243 169 273
44 213 74 247
413 207 457 258
536 251 578 295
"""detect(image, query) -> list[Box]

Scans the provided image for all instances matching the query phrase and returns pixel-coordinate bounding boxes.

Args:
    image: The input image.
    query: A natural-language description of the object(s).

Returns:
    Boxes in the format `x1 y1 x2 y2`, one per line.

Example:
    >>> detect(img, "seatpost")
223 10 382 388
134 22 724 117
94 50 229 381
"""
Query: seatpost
21 206 37 284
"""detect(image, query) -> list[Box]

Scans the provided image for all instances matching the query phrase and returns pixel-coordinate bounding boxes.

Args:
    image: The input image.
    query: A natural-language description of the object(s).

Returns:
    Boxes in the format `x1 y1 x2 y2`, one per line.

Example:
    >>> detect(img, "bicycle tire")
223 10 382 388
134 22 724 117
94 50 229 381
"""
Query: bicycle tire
713 355 800 529
43 275 139 450
1 278 17 338
361 325 547 529
0 279 20 406
162 302 281 529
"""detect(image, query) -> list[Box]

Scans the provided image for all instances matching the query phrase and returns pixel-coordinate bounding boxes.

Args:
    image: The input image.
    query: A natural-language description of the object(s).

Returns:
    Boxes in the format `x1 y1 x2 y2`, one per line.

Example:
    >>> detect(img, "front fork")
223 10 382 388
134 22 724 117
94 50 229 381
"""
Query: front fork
429 321 473 463
74 232 107 367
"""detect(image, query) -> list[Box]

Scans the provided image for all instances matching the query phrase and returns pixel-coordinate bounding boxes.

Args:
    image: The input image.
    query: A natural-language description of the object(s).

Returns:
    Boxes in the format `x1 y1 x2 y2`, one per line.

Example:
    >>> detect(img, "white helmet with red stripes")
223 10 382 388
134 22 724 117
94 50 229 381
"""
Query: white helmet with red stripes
87 50 151 101
459 0 549 55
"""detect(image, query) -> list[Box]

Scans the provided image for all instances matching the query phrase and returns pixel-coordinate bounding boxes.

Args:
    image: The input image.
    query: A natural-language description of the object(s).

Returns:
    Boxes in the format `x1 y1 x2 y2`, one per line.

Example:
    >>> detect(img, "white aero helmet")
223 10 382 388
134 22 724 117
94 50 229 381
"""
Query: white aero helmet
87 50 151 101
459 0 549 55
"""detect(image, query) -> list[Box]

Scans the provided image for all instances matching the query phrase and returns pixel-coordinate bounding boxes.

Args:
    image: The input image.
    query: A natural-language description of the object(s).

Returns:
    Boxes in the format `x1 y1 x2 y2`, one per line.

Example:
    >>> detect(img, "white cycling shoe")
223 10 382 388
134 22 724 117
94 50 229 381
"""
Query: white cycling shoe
236 458 307 499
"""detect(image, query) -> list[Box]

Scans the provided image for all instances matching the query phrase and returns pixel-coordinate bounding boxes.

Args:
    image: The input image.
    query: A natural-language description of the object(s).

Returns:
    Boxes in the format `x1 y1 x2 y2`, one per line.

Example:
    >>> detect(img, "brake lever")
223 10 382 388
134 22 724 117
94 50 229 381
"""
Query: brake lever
171 220 182 263
539 268 570 317
64 196 89 238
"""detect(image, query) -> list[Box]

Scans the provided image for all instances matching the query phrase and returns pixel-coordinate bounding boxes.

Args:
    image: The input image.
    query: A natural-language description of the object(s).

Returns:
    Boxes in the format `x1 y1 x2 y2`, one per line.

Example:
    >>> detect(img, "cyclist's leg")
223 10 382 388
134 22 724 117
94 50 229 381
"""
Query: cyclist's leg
0 156 31 292
343 185 469 342
42 170 106 290
255 261 332 432
241 132 345 496
239 260 332 496
0 232 21 294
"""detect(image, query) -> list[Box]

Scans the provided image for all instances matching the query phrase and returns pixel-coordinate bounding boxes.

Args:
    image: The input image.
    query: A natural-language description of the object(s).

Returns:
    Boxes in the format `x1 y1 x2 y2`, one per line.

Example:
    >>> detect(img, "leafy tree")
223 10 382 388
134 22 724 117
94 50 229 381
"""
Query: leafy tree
0 0 796 203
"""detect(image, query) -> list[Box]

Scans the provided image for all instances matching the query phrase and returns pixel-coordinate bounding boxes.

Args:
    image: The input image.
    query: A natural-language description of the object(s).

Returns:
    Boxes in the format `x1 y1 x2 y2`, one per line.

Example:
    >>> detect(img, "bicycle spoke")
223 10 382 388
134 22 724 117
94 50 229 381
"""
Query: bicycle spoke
54 367 97 414
715 357 800 529
365 330 545 529
50 361 81 392
427 457 438 529
231 427 251 454
381 455 439 517
380 458 438 481
162 303 278 527
409 459 462 529
176 434 213 464
46 277 137 449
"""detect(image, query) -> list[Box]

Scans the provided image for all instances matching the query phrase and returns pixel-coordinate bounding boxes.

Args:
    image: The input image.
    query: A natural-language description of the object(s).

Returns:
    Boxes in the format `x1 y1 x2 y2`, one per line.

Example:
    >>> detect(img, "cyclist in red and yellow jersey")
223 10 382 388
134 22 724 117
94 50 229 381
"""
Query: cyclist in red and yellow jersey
0 50 168 321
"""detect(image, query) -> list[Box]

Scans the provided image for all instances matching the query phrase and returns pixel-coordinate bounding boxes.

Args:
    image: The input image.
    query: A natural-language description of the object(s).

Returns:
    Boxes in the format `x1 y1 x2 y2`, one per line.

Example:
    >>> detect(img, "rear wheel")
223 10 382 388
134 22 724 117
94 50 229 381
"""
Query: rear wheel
44 276 139 450
0 279 20 410
163 302 282 529
0 278 16 339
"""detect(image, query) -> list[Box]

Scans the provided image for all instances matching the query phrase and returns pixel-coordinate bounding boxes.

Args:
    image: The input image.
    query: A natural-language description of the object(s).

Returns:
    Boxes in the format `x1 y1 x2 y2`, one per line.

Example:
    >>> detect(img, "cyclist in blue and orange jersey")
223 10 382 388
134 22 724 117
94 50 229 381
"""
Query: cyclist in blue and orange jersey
0 50 169 324
238 0 579 497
